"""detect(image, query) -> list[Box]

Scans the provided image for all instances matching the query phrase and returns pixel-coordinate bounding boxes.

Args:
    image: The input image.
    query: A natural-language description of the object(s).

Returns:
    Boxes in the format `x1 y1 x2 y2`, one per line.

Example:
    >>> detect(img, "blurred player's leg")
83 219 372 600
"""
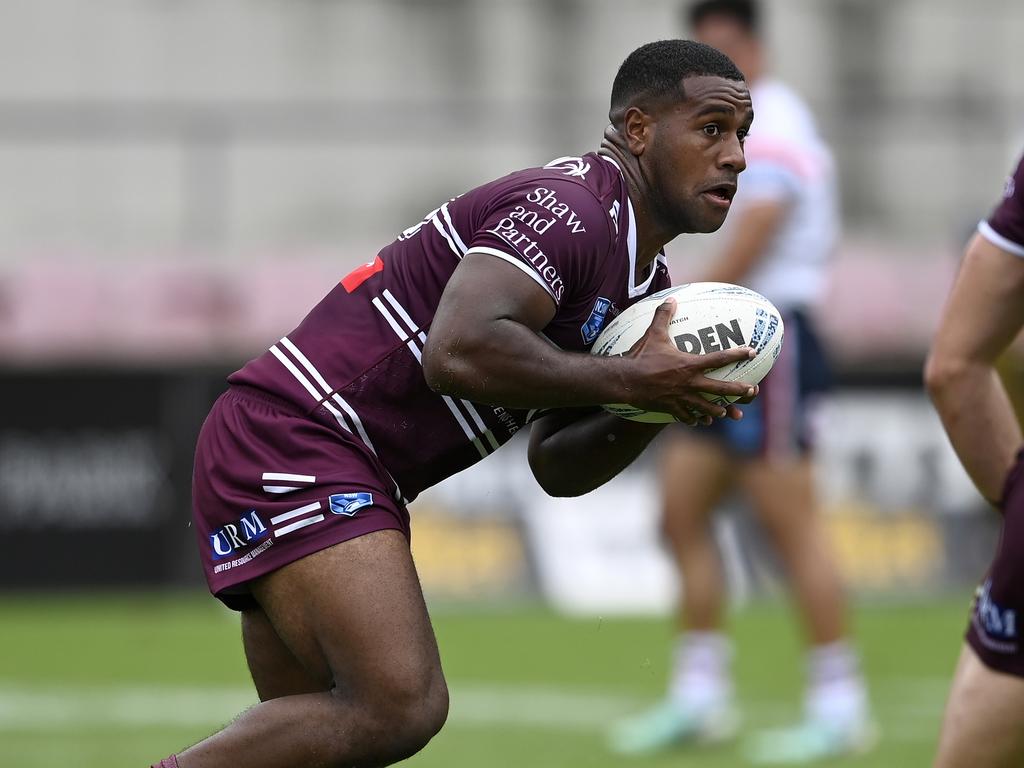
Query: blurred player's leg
740 457 876 764
663 434 735 718
741 458 845 645
609 434 738 754
933 645 1024 767
664 436 732 635
175 530 448 768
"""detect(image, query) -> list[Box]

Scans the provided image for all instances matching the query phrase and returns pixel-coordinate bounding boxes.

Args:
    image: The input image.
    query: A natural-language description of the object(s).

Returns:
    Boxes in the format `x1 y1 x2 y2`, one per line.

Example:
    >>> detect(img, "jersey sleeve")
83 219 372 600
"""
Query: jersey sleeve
466 178 614 307
979 152 1024 258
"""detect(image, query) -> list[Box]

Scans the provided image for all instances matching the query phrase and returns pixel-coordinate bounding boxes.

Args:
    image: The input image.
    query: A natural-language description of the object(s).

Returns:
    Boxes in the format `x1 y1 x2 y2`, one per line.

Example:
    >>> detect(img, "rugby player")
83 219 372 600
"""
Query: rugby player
926 149 1024 767
610 3 875 762
152 40 757 768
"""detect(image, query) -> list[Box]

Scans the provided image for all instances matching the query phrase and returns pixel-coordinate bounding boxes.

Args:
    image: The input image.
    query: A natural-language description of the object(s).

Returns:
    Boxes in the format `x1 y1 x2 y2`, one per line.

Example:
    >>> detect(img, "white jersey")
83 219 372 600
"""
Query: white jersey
732 79 839 310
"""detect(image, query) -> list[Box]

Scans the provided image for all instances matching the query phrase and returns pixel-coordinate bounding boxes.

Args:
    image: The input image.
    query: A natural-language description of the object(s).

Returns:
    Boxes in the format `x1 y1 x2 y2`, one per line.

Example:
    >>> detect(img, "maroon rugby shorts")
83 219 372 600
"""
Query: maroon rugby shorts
966 448 1024 676
192 386 410 610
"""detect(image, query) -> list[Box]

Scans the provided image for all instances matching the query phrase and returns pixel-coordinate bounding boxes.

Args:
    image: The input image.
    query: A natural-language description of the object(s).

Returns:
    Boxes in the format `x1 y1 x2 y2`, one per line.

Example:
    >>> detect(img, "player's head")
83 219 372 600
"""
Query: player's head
609 39 752 234
684 0 763 83
609 39 744 130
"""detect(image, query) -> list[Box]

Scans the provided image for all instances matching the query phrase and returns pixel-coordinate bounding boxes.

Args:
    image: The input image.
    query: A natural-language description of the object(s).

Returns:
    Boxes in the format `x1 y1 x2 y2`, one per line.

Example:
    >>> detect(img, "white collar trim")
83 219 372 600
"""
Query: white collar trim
601 153 661 298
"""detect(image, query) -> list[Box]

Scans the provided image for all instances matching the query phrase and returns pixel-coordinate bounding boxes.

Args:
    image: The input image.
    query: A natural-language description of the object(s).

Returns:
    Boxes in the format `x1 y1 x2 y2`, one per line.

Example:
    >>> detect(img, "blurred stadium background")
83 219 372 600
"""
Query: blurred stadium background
2 1 1023 766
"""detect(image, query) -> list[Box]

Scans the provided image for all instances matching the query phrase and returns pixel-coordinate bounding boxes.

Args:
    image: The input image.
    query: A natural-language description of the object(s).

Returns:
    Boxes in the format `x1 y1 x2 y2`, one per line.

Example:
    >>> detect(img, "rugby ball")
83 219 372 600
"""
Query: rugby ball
591 282 784 423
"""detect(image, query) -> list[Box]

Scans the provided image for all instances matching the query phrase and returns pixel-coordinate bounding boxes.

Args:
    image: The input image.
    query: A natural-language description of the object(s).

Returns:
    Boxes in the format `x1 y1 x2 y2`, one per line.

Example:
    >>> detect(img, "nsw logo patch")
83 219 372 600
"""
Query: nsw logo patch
329 492 374 517
581 297 612 344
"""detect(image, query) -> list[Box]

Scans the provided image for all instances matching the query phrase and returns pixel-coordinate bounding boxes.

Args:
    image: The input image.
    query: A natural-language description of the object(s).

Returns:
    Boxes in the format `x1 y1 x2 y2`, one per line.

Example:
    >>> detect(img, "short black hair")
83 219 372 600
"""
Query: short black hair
685 0 760 35
609 39 744 126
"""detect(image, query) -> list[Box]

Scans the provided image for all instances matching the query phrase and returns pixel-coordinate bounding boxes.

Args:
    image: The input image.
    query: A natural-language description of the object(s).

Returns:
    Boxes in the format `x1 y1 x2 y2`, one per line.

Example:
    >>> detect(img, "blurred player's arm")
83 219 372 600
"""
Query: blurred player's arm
925 234 1024 505
700 199 788 284
422 252 755 424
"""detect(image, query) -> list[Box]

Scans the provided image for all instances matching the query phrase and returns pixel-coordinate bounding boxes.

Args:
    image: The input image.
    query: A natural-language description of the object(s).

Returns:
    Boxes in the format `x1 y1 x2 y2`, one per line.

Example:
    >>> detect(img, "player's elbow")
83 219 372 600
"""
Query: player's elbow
924 351 978 403
421 344 457 396
529 451 596 498
924 353 952 402
421 335 478 398
532 468 589 497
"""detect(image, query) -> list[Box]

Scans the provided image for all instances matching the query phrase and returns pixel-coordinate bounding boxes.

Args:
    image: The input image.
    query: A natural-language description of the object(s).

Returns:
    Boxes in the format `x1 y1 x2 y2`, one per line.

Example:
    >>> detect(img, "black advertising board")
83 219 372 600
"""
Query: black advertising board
0 367 231 589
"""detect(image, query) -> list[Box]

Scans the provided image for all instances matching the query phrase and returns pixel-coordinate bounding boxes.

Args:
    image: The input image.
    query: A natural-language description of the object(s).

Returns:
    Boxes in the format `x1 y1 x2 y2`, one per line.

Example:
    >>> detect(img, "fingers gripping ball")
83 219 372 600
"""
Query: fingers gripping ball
591 282 785 423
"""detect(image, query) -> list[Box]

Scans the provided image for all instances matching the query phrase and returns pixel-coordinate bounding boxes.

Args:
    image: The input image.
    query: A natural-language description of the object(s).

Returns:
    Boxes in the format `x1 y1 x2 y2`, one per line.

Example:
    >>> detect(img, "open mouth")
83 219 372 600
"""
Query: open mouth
702 184 736 205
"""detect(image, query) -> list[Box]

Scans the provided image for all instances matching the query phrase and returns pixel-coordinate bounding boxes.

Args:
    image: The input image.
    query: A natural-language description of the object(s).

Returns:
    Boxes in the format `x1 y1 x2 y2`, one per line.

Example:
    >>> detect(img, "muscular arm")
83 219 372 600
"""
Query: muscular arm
527 407 664 497
422 252 755 422
925 234 1024 505
700 200 788 285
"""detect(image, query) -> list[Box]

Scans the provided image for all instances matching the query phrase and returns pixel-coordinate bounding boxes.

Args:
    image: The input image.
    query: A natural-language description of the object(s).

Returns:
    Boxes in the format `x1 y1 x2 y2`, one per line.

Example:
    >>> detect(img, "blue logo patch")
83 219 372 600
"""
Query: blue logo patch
210 510 268 560
329 492 374 517
581 297 612 344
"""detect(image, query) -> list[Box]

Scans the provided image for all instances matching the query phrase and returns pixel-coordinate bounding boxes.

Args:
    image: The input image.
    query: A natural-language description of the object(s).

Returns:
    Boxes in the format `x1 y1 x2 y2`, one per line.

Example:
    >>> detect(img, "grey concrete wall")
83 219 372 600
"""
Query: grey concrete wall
0 0 1019 260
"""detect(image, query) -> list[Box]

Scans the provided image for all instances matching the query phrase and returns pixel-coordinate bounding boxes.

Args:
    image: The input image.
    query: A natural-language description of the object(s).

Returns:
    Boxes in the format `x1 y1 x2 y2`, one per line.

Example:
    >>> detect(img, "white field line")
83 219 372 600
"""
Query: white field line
0 679 948 742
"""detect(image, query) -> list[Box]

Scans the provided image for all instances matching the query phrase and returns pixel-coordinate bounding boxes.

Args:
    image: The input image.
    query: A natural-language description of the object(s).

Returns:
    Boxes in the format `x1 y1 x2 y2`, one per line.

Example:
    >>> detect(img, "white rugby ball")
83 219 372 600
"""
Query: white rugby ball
591 282 784 423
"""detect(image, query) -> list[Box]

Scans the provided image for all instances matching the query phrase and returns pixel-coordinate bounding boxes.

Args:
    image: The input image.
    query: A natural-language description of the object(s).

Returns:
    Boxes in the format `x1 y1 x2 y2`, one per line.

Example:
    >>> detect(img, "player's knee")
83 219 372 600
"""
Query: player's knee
392 669 449 749
376 671 449 760
329 668 449 764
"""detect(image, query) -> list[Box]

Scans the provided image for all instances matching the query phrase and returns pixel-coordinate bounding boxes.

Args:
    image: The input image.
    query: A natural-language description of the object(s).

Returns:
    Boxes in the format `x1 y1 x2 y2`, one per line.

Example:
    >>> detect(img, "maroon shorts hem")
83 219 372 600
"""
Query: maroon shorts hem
212 508 409 612
966 614 1024 678
193 387 411 612
963 448 1024 677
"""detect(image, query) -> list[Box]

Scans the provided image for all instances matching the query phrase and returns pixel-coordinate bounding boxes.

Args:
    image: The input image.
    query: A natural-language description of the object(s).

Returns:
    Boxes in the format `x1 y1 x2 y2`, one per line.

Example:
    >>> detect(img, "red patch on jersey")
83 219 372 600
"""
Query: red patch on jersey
341 256 384 293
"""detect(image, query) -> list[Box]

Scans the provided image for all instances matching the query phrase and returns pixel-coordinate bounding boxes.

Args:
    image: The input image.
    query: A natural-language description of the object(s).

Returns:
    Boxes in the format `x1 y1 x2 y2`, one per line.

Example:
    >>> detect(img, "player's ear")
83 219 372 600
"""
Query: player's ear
621 106 652 157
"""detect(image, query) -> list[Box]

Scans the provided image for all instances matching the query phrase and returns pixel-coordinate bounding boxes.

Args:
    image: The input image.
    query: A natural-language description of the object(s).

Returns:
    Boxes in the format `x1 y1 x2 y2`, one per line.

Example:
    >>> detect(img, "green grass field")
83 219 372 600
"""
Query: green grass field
1 592 971 767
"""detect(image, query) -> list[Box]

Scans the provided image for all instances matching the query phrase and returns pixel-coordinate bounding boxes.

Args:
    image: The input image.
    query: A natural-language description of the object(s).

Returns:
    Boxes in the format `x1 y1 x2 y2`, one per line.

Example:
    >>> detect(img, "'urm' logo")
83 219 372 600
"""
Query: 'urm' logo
977 579 1018 641
673 319 745 355
210 510 268 560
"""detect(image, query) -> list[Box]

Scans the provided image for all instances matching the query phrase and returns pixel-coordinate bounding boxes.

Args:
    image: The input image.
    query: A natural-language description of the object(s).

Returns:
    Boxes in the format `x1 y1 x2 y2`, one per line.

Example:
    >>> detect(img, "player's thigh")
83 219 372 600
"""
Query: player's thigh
249 529 446 706
739 457 818 542
934 644 1024 768
242 606 328 701
659 430 731 538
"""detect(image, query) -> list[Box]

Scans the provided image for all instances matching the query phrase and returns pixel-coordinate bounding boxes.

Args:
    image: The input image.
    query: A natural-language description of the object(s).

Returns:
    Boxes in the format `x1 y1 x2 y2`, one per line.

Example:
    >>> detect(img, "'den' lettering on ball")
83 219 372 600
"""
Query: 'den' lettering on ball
590 282 785 423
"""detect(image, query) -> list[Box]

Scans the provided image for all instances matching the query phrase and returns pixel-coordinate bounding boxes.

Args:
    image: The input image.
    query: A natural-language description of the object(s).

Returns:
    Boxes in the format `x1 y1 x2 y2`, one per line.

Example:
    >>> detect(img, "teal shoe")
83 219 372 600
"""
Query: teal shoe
607 699 740 756
744 717 879 764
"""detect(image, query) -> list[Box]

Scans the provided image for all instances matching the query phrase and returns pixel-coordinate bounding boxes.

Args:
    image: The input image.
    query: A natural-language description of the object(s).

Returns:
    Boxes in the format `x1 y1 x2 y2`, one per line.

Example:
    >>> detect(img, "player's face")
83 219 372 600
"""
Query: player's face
643 75 752 233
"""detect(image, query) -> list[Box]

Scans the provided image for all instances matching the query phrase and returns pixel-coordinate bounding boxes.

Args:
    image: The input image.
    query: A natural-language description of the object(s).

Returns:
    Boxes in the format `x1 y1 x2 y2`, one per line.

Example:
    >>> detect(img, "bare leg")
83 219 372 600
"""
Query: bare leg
606 433 738 754
740 457 846 645
660 432 732 633
739 456 875 764
934 644 1024 768
177 529 448 768
241 607 326 701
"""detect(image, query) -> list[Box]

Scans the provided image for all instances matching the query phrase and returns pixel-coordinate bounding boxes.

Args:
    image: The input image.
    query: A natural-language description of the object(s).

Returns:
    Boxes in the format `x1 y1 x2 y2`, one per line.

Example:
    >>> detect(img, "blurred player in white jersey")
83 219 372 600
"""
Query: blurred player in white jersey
610 1 875 763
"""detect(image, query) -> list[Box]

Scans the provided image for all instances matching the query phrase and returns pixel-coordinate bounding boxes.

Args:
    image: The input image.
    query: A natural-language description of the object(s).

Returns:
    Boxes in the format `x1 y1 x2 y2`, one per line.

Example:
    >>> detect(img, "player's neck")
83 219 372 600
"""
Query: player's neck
599 126 675 269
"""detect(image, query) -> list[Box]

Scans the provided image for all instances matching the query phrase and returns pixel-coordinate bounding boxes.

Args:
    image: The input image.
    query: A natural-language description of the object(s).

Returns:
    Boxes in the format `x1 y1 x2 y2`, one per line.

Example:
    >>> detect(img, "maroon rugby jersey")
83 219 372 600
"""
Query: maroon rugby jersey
980 151 1024 256
230 153 671 501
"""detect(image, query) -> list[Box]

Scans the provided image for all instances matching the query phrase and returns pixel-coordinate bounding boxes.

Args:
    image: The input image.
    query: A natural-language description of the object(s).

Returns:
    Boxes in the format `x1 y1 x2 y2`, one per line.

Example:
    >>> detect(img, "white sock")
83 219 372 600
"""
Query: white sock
669 631 733 710
805 641 868 724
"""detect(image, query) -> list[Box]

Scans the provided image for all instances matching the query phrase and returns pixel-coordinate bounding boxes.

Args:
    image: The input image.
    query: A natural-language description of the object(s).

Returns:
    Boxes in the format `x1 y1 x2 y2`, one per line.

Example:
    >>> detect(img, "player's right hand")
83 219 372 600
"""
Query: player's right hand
622 298 757 426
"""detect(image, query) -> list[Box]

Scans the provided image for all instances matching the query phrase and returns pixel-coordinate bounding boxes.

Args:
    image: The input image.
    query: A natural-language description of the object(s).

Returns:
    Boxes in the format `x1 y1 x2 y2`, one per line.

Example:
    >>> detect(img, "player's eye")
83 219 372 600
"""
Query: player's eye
702 124 721 137
738 128 750 142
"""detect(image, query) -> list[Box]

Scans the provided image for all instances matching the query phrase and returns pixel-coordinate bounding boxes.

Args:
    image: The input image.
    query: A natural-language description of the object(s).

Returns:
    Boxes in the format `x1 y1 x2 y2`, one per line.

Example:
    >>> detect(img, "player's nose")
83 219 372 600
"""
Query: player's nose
719 135 746 172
